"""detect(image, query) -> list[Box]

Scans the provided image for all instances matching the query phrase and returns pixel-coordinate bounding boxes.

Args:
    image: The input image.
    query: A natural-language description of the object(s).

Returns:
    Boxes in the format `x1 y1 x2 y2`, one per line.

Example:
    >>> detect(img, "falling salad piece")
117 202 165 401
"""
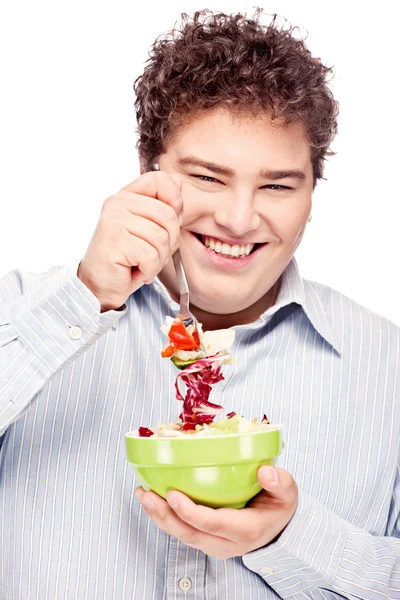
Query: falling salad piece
136 315 274 437
160 314 235 426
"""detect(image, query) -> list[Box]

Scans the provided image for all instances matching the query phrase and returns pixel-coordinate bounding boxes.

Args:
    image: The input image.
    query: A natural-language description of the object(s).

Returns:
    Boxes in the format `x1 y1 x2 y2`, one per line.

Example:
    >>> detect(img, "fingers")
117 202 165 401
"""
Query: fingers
120 171 183 219
116 225 172 284
79 170 184 310
111 211 179 284
135 474 298 558
135 488 235 559
166 492 235 536
96 179 182 285
165 491 265 544
106 192 181 249
116 234 160 282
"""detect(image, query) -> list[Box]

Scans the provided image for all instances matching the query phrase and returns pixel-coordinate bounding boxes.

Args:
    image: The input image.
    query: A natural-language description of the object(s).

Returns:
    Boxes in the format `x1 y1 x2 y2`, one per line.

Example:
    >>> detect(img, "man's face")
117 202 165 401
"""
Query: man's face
158 107 313 316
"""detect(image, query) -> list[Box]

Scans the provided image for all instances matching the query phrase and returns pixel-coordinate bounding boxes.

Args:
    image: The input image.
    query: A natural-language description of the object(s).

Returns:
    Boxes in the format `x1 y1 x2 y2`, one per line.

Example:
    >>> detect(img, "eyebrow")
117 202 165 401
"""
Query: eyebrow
176 155 307 181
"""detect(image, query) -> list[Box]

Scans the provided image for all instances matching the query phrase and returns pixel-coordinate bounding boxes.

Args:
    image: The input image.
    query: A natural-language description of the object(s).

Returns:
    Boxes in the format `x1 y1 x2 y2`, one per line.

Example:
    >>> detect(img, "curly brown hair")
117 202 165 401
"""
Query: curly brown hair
134 9 339 182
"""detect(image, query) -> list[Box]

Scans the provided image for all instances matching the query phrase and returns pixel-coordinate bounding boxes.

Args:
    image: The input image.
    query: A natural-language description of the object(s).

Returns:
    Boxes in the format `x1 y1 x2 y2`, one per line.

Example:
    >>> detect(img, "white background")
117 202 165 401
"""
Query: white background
0 1 399 324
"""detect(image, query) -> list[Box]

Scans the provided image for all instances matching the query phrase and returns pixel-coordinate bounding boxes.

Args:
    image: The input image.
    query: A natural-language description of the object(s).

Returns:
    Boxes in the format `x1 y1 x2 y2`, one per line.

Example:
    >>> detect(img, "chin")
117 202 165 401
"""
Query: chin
192 290 260 316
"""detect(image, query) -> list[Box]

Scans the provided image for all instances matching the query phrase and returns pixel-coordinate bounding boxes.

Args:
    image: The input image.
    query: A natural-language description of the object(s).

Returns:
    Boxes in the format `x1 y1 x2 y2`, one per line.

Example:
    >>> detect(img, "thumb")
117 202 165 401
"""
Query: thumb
168 174 184 226
257 466 298 503
169 173 183 193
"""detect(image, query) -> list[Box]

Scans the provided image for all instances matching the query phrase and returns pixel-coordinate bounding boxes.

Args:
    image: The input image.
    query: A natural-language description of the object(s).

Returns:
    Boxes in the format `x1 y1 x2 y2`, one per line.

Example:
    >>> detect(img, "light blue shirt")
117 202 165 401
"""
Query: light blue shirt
0 260 399 599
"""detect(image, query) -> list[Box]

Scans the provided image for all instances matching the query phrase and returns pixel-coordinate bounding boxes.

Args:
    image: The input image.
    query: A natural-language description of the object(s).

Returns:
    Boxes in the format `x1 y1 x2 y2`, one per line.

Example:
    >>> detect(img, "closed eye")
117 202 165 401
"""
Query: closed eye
261 184 293 191
190 175 292 191
190 174 222 184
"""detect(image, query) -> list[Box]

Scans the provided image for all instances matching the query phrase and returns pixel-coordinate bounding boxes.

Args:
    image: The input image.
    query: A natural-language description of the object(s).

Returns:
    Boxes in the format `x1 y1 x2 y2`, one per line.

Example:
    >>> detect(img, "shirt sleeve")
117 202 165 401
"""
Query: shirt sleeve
242 466 400 599
0 264 127 436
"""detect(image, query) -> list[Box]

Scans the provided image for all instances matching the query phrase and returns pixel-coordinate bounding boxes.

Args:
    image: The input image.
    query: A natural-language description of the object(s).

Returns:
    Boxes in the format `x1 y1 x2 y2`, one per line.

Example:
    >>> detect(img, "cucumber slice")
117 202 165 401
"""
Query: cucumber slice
171 356 198 370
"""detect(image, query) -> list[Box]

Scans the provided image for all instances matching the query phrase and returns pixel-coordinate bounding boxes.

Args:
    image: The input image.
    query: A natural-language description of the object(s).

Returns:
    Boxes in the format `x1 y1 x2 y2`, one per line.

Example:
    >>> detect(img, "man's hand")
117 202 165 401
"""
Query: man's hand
135 466 298 560
78 171 183 312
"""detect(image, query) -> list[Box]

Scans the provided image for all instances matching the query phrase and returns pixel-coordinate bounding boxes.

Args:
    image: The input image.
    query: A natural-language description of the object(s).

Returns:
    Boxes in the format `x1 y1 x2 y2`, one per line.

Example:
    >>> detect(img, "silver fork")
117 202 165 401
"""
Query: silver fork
172 249 206 354
150 163 206 354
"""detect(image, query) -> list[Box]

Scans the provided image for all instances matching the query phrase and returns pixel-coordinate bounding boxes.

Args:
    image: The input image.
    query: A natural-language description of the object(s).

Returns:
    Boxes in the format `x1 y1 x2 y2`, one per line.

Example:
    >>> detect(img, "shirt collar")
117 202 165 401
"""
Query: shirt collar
152 258 341 355
276 259 342 354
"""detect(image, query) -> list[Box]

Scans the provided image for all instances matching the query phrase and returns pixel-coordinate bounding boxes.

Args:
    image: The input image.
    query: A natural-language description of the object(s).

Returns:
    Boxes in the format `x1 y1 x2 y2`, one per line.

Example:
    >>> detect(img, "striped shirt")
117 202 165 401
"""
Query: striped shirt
0 259 399 600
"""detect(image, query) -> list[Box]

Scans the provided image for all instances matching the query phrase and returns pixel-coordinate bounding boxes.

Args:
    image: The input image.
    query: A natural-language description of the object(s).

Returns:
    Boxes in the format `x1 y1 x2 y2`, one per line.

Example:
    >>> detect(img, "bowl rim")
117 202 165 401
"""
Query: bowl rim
125 424 282 440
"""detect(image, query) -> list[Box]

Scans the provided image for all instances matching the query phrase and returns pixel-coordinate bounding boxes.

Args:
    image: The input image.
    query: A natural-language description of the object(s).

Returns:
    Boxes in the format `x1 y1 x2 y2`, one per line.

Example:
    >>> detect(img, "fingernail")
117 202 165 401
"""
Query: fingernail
142 497 154 510
168 499 179 510
135 488 143 501
263 466 278 483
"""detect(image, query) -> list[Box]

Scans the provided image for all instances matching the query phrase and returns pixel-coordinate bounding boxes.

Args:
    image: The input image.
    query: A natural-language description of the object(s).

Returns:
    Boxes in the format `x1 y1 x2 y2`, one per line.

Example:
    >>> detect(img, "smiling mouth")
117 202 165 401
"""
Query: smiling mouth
194 234 264 258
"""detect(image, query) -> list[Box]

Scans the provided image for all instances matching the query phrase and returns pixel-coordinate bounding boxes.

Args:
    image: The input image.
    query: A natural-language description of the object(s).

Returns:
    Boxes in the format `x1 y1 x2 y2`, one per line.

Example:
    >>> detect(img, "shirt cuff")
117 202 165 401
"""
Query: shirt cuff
8 263 127 373
242 489 346 598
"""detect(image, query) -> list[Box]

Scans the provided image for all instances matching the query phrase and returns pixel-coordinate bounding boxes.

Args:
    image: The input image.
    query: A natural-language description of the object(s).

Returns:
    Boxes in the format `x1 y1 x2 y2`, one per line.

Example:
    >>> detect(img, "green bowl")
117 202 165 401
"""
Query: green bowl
125 428 283 509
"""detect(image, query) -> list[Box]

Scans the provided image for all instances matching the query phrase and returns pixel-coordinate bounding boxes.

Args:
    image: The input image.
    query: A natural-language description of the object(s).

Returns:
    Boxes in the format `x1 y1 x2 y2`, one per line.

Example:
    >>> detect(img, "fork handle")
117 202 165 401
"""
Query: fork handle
172 249 189 300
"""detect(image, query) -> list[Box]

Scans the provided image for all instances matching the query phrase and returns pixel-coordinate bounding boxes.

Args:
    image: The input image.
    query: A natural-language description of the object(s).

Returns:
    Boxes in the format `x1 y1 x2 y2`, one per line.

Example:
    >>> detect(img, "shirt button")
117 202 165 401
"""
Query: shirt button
69 326 82 340
261 566 275 576
178 577 192 591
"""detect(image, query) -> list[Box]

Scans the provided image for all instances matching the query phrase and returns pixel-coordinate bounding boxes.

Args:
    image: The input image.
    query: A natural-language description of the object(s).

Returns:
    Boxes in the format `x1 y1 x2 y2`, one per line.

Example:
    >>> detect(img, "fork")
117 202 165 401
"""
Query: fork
172 249 206 354
150 163 206 354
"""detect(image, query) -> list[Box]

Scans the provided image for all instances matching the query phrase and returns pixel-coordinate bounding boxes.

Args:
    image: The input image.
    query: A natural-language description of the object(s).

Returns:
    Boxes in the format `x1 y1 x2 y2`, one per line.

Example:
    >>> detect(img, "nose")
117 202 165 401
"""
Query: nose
212 189 260 236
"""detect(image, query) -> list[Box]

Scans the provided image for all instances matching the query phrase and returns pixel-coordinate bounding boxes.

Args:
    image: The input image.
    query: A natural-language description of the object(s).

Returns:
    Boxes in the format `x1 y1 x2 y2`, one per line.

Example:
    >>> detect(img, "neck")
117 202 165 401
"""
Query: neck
159 277 281 331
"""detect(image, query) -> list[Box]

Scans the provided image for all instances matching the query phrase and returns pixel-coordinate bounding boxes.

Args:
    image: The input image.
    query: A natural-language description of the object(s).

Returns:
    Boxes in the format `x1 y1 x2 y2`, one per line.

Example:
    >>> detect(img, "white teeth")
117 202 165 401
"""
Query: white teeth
200 235 255 257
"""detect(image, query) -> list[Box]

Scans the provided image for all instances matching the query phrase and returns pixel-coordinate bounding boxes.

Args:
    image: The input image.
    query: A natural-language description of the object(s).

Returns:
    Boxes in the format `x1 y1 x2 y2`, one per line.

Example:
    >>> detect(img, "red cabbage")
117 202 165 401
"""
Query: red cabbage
174 354 230 425
138 427 154 437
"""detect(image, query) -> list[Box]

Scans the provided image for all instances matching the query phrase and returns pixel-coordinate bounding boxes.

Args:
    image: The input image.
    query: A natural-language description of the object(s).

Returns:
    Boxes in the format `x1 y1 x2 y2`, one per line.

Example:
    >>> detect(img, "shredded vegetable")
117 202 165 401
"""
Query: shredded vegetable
136 314 272 437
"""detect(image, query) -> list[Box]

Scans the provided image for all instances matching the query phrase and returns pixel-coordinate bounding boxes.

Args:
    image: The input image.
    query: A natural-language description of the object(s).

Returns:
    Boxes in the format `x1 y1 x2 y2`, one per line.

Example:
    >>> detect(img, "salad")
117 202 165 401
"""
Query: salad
137 314 274 437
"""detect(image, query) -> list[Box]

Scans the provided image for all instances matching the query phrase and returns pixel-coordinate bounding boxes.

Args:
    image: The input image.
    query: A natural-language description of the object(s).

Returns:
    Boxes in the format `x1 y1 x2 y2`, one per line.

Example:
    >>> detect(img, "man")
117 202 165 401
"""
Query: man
0 9 399 600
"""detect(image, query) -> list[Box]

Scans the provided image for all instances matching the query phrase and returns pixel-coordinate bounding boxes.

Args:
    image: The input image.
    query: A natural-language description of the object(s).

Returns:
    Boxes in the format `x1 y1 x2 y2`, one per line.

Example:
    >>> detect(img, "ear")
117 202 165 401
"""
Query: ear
140 156 161 174
139 153 152 174
139 158 146 175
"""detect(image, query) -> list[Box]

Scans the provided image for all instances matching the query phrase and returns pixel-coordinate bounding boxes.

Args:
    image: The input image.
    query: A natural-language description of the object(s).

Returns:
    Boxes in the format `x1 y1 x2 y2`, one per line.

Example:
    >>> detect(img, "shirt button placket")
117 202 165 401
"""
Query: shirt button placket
166 540 206 599
166 539 179 597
